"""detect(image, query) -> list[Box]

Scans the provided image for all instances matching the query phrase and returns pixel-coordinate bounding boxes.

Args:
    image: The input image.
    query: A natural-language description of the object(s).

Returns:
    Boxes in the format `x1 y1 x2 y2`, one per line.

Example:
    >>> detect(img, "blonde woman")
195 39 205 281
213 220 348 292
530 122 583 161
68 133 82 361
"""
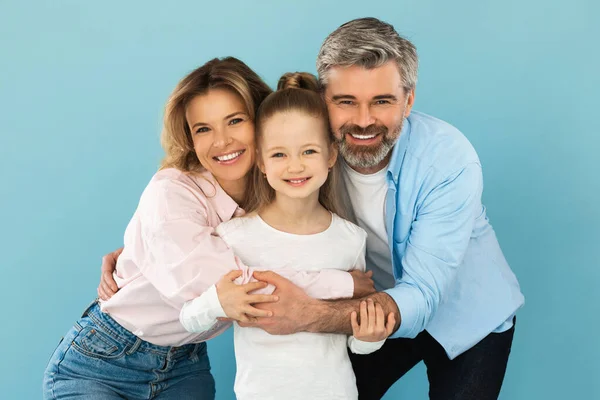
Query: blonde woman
43 57 373 400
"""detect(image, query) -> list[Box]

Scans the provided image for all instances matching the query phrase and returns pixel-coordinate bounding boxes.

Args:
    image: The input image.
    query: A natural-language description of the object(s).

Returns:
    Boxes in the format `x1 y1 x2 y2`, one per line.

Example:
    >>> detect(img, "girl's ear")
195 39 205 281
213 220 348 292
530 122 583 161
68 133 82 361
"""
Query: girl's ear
328 143 338 169
257 150 266 174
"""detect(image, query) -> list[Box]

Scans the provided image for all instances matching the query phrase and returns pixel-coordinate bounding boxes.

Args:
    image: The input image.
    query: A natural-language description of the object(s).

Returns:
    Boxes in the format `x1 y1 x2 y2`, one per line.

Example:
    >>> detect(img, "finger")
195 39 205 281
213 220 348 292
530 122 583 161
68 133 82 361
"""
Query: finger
367 299 376 330
241 281 269 293
216 317 235 322
375 303 385 328
224 270 243 281
102 273 118 293
247 294 279 304
359 301 368 333
97 287 107 301
237 313 250 323
385 313 396 336
244 305 273 318
252 270 288 285
351 311 359 334
99 281 114 298
365 270 373 278
101 254 117 273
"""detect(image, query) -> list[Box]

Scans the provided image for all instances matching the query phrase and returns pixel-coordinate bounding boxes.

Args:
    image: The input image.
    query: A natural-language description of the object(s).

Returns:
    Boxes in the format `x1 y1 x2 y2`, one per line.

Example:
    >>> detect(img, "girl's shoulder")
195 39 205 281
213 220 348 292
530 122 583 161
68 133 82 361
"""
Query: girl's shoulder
215 212 261 242
330 213 368 242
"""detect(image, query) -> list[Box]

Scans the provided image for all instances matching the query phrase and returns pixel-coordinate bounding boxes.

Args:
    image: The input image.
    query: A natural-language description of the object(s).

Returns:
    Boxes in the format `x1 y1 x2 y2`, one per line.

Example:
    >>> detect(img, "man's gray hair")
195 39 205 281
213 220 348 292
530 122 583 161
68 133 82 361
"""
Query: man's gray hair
317 17 418 91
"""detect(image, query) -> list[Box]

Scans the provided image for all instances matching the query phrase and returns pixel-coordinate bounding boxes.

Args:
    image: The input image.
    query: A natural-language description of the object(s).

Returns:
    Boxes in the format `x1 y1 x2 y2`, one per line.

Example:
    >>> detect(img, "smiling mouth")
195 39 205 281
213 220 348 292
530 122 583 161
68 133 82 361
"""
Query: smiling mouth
348 133 379 140
284 177 311 186
213 150 245 163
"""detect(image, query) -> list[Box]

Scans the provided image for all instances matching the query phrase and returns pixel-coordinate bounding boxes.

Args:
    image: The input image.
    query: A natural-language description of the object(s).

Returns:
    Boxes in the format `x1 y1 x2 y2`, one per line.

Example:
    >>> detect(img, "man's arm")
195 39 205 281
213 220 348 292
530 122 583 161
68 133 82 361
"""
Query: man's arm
244 271 399 335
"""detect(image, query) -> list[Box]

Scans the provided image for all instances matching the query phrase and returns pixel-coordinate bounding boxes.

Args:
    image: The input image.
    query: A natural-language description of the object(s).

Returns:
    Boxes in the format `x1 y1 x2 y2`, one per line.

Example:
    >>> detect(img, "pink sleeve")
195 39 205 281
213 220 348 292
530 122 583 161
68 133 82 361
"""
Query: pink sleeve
233 267 354 300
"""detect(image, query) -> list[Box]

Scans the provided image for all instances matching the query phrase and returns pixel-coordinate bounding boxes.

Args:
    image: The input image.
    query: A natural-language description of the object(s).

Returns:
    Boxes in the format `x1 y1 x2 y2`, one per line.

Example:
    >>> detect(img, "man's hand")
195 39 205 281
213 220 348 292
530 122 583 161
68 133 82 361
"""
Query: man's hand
97 247 123 301
350 270 376 298
237 270 317 335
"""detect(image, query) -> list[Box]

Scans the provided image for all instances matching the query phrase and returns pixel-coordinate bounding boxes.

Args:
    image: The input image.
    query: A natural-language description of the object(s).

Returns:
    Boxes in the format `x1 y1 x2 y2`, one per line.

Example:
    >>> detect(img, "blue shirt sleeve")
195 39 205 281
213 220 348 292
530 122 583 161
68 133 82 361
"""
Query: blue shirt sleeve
385 162 483 339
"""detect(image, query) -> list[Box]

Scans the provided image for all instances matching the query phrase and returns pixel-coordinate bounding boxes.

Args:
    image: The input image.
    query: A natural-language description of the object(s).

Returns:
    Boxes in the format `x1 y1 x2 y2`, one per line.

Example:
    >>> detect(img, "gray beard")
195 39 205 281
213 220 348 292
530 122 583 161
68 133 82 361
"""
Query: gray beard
336 119 404 170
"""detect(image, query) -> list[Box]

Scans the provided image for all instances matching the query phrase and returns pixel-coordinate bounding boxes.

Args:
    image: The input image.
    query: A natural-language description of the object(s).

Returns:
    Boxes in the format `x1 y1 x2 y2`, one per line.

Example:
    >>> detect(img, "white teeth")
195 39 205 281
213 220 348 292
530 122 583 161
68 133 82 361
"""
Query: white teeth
216 151 243 162
350 133 377 140
288 178 307 184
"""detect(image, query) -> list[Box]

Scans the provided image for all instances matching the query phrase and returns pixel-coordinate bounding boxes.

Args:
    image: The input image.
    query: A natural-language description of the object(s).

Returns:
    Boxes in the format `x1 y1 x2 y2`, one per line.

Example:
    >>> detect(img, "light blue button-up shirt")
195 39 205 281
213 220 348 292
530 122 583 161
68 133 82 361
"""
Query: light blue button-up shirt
382 111 524 359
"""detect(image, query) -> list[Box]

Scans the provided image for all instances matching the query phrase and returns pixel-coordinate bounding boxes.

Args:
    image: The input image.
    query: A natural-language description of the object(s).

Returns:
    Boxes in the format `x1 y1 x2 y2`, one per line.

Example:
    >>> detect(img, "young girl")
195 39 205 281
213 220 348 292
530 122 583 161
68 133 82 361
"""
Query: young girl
180 73 395 400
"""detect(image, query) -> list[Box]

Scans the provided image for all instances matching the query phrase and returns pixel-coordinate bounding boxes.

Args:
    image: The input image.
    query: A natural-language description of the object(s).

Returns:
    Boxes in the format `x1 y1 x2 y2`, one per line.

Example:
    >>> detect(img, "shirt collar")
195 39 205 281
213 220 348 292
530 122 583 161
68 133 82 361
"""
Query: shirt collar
196 171 242 222
386 116 412 184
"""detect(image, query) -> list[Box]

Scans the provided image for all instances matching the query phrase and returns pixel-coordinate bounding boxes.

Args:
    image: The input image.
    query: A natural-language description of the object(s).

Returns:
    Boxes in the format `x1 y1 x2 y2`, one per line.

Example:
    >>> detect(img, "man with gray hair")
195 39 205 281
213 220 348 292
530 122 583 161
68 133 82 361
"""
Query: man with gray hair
244 17 524 399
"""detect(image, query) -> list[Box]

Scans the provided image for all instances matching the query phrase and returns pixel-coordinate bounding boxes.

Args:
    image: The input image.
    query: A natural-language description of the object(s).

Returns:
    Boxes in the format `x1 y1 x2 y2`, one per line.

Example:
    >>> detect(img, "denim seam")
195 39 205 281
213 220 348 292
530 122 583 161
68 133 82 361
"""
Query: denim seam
50 322 84 399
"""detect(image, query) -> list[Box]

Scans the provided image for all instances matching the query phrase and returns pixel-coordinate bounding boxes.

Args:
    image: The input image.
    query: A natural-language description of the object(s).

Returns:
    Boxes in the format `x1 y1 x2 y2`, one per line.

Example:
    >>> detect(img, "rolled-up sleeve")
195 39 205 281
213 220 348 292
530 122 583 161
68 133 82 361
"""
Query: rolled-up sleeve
385 163 483 339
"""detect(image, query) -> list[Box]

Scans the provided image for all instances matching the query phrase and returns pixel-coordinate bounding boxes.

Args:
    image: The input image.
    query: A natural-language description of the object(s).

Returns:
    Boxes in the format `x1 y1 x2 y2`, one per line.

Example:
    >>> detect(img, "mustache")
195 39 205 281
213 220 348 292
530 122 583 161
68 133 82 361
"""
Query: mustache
338 124 388 139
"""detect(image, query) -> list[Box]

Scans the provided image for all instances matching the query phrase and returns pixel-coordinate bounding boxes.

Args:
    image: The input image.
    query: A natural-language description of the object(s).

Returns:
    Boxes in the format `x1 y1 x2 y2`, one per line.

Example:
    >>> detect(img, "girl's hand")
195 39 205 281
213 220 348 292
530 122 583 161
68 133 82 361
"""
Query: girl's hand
216 270 279 323
351 298 395 342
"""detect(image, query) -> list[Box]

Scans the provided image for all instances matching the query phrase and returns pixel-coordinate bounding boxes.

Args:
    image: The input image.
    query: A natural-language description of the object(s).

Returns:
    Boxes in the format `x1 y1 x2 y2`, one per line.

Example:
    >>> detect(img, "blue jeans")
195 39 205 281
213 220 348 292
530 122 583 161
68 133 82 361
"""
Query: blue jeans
43 301 215 399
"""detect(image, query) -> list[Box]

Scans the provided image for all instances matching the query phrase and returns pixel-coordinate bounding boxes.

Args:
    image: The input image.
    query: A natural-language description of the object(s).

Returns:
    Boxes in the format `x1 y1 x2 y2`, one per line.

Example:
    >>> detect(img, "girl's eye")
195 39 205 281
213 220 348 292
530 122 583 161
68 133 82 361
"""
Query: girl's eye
303 149 317 155
195 127 210 134
271 153 285 158
229 118 243 125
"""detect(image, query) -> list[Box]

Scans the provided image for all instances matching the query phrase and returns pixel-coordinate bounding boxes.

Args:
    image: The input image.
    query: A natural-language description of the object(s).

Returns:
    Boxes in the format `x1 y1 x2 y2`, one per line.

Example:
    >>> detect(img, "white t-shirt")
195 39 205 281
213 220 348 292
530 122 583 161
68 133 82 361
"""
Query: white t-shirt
218 213 367 400
342 162 396 290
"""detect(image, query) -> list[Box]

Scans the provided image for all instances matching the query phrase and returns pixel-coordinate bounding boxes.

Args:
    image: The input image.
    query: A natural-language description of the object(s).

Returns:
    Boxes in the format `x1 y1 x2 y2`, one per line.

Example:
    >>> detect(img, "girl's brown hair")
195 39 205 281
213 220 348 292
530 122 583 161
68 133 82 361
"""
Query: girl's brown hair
160 57 272 174
244 72 346 218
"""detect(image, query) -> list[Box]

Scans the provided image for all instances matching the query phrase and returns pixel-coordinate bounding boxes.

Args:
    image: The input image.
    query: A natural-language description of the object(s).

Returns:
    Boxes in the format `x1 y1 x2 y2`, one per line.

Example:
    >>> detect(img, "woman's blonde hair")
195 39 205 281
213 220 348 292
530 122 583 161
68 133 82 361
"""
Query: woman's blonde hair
160 57 272 174
244 72 346 218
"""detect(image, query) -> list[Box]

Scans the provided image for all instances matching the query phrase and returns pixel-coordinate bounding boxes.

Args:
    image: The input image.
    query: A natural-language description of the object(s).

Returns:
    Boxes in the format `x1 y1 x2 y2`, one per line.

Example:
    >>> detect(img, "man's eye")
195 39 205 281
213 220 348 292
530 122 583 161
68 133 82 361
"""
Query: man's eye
374 100 391 105
339 100 354 105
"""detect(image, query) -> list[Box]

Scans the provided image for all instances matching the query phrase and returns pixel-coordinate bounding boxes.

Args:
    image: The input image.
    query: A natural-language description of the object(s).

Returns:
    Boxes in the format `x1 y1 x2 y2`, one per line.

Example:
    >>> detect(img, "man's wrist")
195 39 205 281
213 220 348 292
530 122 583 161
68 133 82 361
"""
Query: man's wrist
301 298 327 333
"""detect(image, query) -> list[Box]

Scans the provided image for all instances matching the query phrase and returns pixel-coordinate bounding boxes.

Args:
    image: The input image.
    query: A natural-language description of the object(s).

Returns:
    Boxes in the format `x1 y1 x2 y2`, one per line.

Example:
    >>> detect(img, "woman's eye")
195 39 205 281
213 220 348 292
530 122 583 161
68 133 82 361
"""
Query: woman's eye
195 127 210 134
229 118 243 125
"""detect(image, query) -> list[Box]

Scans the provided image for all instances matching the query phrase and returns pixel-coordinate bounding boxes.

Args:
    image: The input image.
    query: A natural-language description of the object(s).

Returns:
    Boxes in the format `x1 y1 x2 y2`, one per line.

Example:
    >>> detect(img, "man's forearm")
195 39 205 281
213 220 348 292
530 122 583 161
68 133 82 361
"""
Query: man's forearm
303 291 401 335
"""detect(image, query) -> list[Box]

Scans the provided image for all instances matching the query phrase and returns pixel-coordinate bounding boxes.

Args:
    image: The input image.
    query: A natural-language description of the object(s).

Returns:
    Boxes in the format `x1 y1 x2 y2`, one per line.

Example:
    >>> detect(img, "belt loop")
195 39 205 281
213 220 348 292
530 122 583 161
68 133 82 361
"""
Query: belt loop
80 298 99 318
126 338 142 355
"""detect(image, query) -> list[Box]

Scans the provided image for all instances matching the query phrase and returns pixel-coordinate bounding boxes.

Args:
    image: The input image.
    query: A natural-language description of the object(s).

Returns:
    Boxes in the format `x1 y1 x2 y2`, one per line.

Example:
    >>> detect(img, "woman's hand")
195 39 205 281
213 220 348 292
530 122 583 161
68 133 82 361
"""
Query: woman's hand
351 298 395 342
216 270 280 323
97 247 123 301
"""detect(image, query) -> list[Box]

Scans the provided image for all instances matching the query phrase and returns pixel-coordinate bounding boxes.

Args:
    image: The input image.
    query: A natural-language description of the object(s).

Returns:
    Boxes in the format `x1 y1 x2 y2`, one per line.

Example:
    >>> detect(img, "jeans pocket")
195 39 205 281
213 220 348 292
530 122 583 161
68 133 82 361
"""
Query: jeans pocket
71 325 126 360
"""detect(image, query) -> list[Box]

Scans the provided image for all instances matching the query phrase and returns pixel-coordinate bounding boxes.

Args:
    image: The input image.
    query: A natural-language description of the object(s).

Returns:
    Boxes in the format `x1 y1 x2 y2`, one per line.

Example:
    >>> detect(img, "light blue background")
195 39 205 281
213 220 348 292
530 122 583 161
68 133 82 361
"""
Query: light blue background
1 1 598 398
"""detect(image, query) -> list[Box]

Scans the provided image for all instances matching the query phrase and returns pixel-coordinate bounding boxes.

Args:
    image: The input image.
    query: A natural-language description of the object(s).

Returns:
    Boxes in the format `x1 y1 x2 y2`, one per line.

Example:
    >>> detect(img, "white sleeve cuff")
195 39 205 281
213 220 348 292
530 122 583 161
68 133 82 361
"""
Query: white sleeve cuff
179 284 227 333
347 336 386 355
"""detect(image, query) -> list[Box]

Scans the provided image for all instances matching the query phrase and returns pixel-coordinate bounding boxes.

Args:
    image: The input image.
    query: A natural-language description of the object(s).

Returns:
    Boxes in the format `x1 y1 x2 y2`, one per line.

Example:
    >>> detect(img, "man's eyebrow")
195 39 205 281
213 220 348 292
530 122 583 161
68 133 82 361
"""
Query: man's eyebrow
330 94 357 101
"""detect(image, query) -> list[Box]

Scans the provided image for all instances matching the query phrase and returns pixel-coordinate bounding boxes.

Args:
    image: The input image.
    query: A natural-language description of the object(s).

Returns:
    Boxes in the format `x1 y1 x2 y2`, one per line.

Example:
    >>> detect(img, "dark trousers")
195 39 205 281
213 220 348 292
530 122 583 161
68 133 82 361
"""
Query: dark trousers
349 323 515 400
